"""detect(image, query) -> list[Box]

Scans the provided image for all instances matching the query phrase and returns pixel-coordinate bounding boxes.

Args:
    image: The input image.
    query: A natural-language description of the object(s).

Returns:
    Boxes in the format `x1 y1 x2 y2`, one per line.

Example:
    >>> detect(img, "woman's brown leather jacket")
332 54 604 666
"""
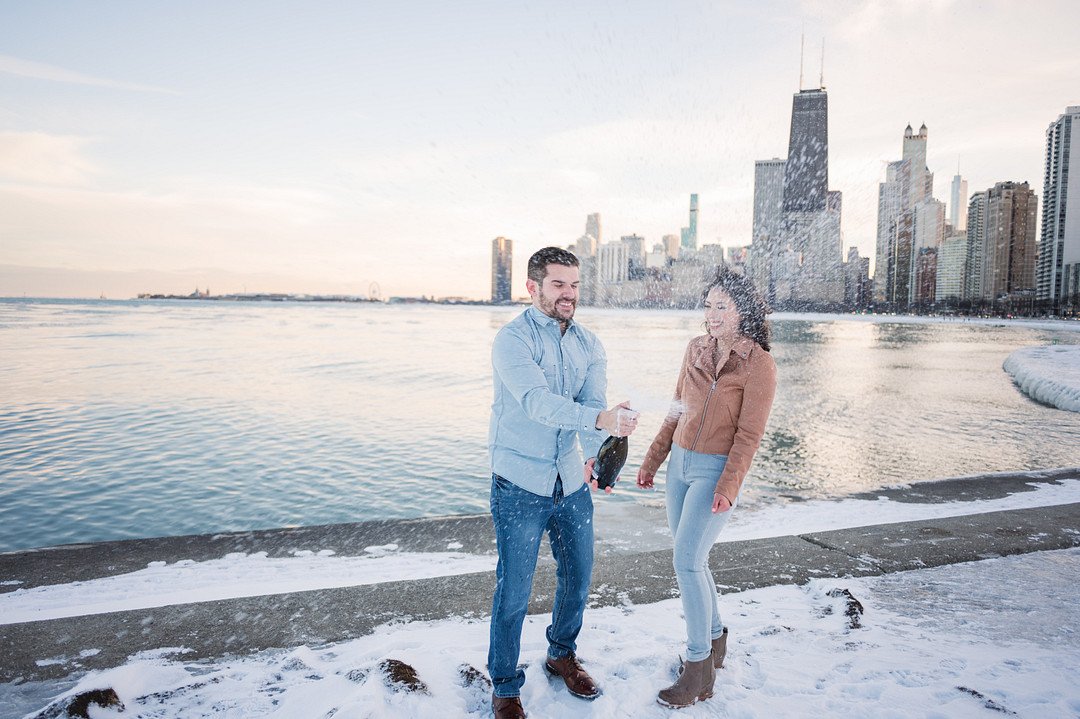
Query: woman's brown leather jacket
641 334 776 503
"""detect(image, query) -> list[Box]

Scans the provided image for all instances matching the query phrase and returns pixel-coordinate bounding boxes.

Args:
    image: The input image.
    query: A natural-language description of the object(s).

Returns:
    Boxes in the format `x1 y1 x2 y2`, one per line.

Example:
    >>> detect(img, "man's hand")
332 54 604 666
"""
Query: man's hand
711 492 732 513
595 401 639 437
636 468 654 489
584 457 614 494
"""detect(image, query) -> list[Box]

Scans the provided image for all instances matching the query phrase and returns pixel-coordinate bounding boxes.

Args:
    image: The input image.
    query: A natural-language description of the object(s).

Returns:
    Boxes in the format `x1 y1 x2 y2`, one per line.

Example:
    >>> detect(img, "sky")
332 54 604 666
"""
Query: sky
1 0 1078 300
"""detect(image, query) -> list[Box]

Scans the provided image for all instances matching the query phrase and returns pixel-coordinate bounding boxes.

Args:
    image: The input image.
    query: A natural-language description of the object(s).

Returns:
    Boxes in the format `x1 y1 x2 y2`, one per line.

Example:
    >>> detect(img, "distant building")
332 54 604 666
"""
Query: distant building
662 234 680 259
646 243 668 269
965 191 990 301
874 123 936 308
1036 106 1080 311
843 246 871 308
986 181 1038 300
680 194 699 252
913 247 938 306
950 172 969 233
597 241 629 285
782 90 829 214
586 213 603 246
936 231 968 303
621 234 646 278
725 246 749 275
491 236 512 303
749 158 786 295
774 86 844 307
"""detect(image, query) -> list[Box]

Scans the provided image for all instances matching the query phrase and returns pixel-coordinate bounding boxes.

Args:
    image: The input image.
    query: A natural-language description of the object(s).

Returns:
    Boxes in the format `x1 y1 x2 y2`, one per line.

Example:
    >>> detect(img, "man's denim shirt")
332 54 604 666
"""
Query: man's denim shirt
489 306 608 497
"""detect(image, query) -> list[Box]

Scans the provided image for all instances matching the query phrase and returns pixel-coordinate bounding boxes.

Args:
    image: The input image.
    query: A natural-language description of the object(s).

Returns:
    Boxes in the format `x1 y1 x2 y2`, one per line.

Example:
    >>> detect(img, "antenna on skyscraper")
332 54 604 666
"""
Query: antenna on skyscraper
820 38 825 89
799 32 805 90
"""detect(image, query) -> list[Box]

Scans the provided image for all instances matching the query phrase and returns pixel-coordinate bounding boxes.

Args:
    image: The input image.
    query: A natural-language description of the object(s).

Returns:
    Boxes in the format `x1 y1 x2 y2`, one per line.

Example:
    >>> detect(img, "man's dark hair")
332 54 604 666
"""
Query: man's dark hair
527 247 580 283
701 265 772 351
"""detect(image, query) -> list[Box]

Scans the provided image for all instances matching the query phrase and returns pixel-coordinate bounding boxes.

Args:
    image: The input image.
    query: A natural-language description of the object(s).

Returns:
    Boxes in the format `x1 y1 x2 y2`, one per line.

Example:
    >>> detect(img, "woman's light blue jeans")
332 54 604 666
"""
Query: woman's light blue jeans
666 444 735 662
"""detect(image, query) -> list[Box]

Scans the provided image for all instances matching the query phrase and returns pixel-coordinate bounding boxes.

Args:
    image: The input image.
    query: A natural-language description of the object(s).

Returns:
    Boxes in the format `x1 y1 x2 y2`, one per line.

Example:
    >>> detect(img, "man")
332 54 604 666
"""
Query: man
487 246 638 719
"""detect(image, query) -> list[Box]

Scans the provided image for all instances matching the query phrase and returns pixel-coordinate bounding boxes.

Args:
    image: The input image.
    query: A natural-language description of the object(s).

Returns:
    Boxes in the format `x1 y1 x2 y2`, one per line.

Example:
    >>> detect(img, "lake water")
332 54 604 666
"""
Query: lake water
2 298 1078 553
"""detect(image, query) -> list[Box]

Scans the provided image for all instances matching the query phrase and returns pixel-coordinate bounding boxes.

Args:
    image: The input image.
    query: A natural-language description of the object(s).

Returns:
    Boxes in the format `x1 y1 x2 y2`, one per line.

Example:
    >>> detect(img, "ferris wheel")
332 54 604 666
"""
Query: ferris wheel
368 282 382 302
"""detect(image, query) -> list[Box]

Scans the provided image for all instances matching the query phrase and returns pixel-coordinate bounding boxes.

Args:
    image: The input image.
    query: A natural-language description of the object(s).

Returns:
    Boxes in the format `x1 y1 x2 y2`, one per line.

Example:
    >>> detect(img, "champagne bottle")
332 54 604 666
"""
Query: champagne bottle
591 434 628 490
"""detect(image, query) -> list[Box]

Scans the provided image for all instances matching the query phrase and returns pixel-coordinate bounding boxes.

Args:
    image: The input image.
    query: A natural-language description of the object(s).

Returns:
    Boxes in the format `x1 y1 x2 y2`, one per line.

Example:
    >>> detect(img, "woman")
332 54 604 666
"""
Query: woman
636 265 776 709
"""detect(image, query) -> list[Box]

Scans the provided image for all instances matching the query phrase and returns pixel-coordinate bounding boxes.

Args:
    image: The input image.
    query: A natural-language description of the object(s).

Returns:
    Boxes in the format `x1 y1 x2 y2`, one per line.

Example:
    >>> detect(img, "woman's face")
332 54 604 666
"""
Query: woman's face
703 287 741 343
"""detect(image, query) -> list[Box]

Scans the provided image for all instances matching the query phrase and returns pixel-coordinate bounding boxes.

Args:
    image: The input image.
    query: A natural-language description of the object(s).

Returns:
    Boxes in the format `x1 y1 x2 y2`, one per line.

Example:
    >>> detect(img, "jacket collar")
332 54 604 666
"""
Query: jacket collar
691 334 755 373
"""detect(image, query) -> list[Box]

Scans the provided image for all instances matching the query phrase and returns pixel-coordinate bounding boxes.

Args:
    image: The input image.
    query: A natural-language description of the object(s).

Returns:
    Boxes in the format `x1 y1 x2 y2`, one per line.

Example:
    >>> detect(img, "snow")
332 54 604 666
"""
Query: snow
21 548 1080 718
1003 344 1080 412
0 550 497 625
4 479 1079 626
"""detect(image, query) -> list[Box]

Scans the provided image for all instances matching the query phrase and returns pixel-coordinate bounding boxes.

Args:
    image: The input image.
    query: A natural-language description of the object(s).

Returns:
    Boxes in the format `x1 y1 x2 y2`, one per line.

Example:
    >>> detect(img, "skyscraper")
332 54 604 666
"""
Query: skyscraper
874 124 939 307
782 90 829 214
950 172 969 232
680 194 699 252
753 159 786 243
965 191 989 301
490 236 512 303
586 213 602 246
936 231 968 303
1036 106 1080 311
986 181 1038 300
749 158 786 295
777 87 843 305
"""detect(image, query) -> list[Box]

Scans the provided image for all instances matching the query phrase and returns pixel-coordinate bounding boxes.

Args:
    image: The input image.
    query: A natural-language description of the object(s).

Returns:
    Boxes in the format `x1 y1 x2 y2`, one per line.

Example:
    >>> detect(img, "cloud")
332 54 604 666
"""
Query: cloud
0 54 178 94
0 131 99 185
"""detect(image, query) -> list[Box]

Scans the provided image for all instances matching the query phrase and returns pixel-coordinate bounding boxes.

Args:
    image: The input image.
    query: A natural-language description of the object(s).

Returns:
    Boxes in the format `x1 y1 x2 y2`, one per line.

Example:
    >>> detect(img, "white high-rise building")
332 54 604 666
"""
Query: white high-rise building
1036 106 1080 310
965 191 990 301
936 232 967 302
874 124 937 307
752 158 786 246
597 242 629 284
950 173 969 232
662 234 680 259
586 213 602 246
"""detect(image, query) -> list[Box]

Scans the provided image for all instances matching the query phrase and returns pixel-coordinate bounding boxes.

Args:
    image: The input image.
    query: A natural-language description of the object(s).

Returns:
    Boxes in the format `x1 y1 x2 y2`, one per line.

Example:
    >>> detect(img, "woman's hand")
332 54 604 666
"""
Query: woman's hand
711 492 732 513
636 468 654 489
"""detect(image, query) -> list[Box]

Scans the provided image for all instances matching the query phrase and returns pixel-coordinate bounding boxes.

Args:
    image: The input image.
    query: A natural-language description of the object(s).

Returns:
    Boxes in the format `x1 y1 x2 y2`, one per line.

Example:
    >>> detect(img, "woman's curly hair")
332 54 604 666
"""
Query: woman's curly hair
701 265 772 351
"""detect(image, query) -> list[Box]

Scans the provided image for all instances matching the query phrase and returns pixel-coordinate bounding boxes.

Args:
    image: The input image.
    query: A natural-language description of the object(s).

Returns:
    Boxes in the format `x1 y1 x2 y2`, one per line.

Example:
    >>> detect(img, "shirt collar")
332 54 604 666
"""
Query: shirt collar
526 305 575 333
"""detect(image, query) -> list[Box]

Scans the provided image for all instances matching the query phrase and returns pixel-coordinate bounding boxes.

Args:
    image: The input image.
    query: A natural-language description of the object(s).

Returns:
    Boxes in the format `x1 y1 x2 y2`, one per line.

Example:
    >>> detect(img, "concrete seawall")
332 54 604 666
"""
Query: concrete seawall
2 467 1078 684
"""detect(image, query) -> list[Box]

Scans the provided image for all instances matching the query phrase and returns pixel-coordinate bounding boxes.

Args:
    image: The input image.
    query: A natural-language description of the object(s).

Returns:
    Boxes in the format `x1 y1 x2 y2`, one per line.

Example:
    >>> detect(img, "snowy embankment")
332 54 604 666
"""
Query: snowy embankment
3 478 1079 625
1004 344 1080 412
21 548 1080 719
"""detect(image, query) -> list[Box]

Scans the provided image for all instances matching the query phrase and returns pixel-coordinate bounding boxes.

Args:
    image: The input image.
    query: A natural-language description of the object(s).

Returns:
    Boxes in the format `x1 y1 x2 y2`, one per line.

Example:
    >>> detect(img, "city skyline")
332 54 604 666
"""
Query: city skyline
1 1 1078 299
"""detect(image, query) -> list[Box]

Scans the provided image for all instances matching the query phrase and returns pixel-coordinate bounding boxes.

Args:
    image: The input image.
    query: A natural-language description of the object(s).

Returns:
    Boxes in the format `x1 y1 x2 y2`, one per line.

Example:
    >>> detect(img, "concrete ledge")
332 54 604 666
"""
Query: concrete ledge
4 501 1079 683
0 514 496 593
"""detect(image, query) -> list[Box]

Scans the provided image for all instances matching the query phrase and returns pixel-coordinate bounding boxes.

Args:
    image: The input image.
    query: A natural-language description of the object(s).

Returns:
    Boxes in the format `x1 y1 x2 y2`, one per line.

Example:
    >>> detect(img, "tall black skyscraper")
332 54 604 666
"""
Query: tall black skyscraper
781 89 829 214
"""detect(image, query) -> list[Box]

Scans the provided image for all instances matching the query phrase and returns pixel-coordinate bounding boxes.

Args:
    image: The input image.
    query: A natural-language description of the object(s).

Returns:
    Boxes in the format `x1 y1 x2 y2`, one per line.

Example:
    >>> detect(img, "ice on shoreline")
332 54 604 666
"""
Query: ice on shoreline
14 548 1080 719
1003 344 1080 412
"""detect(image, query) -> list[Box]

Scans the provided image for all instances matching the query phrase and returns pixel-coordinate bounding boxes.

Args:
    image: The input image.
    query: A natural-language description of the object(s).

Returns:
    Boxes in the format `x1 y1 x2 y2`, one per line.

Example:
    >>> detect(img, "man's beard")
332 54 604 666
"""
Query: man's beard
539 289 576 322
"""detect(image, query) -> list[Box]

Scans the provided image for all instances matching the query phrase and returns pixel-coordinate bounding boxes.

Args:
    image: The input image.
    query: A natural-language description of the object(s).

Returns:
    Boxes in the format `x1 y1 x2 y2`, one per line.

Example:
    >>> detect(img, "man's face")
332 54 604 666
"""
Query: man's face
528 263 580 323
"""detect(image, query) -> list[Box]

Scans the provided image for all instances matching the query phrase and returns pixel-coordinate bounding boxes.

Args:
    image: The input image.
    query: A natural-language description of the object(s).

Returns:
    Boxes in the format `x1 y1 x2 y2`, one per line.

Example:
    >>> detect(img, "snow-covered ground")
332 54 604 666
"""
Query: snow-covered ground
19 547 1080 719
4 479 1079 626
1004 344 1080 412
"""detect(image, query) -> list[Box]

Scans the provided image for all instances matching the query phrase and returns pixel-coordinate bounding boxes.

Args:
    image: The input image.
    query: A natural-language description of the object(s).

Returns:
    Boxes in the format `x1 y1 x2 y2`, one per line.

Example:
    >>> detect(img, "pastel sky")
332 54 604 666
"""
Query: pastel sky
1 0 1077 299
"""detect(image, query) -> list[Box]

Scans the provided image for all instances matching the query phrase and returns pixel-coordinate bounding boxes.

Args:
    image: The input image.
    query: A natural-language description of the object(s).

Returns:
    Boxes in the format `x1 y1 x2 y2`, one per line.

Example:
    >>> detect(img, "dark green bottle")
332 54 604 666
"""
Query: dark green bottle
591 434 628 489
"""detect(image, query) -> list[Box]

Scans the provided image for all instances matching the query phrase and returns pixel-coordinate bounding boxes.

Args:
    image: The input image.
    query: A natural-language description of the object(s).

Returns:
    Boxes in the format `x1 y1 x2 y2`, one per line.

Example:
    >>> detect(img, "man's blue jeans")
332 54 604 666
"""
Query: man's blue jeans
666 444 735 662
488 473 594 698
